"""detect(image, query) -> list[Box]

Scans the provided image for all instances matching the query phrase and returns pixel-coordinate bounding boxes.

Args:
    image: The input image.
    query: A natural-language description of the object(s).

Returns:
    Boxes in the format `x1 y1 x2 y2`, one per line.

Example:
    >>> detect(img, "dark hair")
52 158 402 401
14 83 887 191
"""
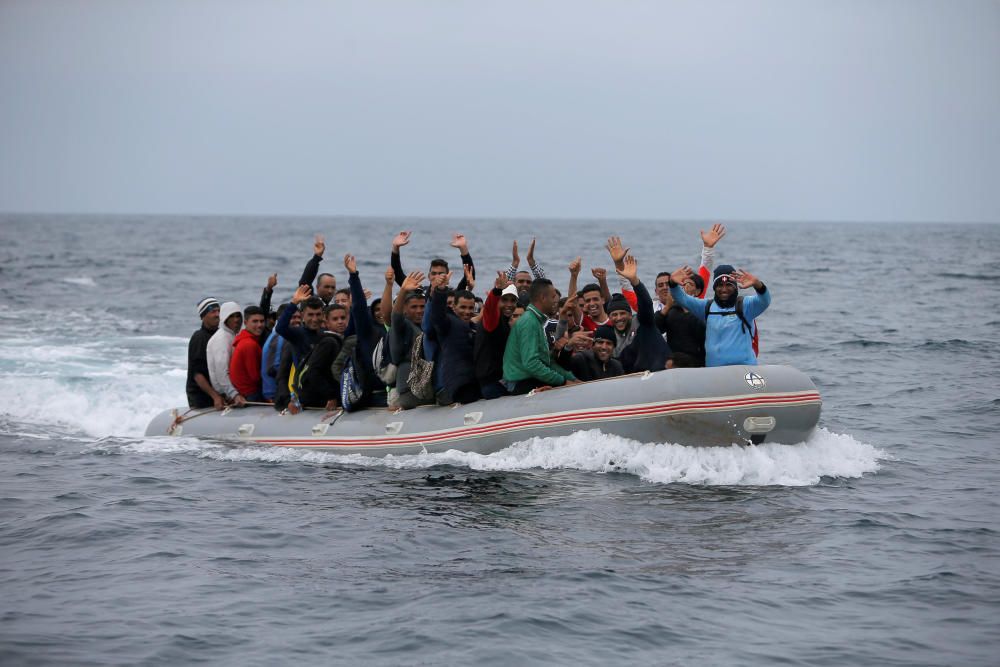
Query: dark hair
244 305 264 318
323 303 348 316
655 271 671 281
453 289 475 303
369 299 382 318
516 293 531 309
316 272 336 286
429 258 449 271
404 289 426 303
275 303 288 318
557 297 569 309
529 278 554 303
335 288 351 297
580 283 602 296
301 297 324 312
515 269 532 277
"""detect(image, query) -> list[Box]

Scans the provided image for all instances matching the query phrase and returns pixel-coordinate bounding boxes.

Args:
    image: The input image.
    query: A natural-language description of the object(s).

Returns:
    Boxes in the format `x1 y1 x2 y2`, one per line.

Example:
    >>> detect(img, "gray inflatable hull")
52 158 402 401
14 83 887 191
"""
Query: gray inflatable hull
146 365 821 455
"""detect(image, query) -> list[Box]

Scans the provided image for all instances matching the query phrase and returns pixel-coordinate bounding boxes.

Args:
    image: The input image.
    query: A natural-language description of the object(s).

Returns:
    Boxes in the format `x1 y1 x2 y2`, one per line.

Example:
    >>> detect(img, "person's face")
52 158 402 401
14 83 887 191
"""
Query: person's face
290 311 302 327
515 271 532 292
428 265 448 283
404 298 425 324
334 292 351 308
609 309 632 332
538 286 560 317
714 277 736 301
682 279 699 297
509 306 525 326
302 307 323 331
499 295 517 319
593 338 614 362
225 312 243 333
446 295 455 310
316 276 336 302
655 276 672 303
326 309 348 334
245 313 265 336
201 306 220 331
582 291 604 318
454 297 476 322
372 300 384 326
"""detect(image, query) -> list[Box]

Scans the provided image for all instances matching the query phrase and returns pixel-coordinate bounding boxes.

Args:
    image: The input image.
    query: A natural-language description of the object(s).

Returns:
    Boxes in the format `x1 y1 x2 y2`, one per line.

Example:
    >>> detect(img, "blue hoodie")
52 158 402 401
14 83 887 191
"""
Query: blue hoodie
669 283 770 367
259 329 286 400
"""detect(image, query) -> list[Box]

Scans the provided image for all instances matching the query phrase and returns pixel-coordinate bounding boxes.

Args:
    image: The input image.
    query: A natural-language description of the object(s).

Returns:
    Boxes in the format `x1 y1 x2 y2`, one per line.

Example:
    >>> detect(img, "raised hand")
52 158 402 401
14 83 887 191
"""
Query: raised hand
734 269 760 290
511 240 520 267
401 271 425 292
314 234 326 257
450 233 469 254
266 273 278 291
385 267 395 285
432 271 452 291
463 264 475 290
363 288 373 300
526 237 537 266
591 267 608 282
606 236 630 268
670 266 695 285
292 283 312 304
701 223 727 248
615 254 639 285
568 330 594 350
568 257 582 275
559 293 579 318
343 254 358 274
392 230 412 250
494 271 511 290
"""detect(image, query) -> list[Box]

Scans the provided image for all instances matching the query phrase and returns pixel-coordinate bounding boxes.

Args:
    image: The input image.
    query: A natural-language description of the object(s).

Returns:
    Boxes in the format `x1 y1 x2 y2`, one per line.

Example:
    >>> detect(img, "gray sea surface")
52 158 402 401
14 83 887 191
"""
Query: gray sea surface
1 215 998 665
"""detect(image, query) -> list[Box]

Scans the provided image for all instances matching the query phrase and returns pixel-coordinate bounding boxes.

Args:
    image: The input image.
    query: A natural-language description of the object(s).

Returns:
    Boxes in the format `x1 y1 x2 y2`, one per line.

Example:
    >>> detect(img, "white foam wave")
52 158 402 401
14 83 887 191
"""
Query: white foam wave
111 428 884 487
62 276 97 287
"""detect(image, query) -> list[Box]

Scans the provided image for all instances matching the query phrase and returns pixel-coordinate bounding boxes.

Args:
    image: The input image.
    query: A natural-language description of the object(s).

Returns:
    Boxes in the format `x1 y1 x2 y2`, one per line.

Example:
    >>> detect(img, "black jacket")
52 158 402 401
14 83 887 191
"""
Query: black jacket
618 282 671 373
186 325 215 408
296 331 344 408
570 351 624 382
655 305 706 366
427 288 479 401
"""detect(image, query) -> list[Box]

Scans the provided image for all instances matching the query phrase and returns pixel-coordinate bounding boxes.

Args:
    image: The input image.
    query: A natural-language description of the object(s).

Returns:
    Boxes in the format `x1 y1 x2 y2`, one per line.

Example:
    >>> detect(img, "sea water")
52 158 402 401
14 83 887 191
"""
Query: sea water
1 216 997 665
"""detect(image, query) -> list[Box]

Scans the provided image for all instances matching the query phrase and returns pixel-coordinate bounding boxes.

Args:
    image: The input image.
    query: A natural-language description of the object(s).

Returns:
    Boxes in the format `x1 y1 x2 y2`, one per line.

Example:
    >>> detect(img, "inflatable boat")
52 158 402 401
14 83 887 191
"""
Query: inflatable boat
145 365 821 456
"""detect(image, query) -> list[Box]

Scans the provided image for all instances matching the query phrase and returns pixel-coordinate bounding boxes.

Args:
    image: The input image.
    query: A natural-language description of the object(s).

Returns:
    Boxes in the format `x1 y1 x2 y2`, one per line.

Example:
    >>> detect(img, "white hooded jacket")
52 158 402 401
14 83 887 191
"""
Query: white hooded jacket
206 301 242 399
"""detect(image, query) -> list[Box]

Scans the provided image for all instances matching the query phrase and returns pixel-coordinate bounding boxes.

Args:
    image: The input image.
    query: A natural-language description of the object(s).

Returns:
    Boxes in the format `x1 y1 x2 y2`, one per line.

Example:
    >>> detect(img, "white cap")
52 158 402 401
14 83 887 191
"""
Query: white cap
500 284 519 298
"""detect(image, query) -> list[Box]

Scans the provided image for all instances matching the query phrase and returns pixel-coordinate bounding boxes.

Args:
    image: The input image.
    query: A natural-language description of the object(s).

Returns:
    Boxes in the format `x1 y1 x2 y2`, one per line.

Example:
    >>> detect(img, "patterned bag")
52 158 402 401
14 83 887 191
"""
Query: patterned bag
407 333 436 401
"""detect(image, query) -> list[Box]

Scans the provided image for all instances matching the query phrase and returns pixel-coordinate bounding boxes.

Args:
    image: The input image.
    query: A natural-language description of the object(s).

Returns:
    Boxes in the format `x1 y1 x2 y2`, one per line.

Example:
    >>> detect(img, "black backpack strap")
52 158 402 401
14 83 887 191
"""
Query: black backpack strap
735 296 753 336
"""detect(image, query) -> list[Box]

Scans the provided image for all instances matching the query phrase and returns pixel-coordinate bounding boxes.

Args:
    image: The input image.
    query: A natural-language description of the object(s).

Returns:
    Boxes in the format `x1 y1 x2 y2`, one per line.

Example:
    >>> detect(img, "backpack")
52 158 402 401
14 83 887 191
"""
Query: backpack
372 334 397 385
407 332 436 401
705 297 760 356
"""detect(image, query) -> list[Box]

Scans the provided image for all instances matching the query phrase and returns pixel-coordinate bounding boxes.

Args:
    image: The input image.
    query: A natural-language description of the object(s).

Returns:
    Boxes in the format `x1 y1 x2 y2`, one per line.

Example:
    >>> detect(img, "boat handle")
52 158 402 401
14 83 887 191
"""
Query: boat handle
237 423 255 437
385 421 403 435
312 423 330 436
464 412 483 425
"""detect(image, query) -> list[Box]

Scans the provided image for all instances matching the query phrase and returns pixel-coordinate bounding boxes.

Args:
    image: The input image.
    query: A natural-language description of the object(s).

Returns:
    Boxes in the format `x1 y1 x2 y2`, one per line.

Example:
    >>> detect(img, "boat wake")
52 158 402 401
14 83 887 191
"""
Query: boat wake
99 427 885 487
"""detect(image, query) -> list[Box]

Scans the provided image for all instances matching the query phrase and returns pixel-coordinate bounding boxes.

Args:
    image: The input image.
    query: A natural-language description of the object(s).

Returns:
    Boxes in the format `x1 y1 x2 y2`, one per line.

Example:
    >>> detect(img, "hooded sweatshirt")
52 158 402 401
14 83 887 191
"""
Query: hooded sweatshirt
207 301 242 399
230 328 263 398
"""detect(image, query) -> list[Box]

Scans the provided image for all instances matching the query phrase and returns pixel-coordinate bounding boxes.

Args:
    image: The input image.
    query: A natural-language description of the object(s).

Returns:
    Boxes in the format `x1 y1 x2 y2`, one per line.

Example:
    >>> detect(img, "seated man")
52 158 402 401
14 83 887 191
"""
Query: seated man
230 305 267 402
668 264 769 367
614 255 671 373
341 254 388 409
605 293 639 359
206 302 246 407
388 271 434 409
426 270 480 405
571 325 624 381
502 279 580 394
186 297 225 410
297 234 338 305
295 303 349 409
653 272 706 368
474 273 520 399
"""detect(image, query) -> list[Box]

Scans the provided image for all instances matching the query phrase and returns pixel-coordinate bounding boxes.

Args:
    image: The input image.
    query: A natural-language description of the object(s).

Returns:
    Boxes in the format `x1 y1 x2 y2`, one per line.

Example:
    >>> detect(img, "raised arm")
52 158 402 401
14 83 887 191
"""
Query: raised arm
525 237 546 279
592 267 612 305
451 233 476 291
259 272 277 316
482 272 508 333
390 231 411 287
567 257 581 300
667 266 708 319
379 267 394 326
734 268 771 319
615 254 653 324
425 271 453 337
298 235 325 287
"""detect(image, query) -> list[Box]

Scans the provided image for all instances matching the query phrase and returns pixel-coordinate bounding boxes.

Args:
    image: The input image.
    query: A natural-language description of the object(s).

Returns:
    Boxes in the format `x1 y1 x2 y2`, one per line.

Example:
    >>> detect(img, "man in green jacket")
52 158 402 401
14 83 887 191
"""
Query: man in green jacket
502 278 581 395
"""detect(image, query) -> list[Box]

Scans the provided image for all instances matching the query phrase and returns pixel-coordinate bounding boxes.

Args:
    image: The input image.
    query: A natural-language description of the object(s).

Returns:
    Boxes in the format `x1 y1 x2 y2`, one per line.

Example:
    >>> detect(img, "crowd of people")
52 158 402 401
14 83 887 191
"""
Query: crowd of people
185 225 771 413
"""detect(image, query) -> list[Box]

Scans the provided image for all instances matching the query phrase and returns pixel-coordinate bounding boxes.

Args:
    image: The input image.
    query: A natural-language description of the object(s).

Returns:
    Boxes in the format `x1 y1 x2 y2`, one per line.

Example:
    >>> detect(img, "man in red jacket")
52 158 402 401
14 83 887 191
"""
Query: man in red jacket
230 306 267 402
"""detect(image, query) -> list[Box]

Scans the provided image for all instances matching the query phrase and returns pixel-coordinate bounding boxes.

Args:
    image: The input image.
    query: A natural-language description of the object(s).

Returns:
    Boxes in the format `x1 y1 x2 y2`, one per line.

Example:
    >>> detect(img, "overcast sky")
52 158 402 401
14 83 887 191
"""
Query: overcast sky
1 1 997 222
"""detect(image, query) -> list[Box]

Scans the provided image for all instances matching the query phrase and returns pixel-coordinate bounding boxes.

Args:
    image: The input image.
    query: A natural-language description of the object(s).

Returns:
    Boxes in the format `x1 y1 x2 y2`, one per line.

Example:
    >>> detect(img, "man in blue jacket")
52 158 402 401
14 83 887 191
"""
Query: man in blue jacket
668 264 770 367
